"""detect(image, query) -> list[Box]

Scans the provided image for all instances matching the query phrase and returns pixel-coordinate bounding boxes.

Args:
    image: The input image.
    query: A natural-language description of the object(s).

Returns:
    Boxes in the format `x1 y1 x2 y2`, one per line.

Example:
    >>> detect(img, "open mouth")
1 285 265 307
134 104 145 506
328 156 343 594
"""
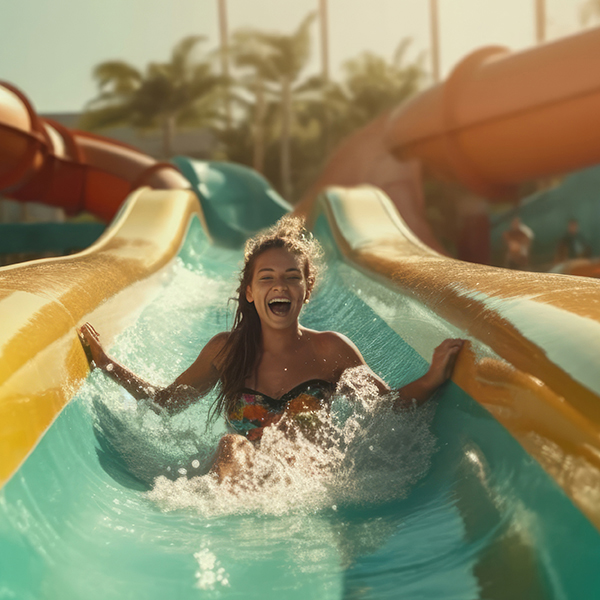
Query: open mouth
268 298 291 316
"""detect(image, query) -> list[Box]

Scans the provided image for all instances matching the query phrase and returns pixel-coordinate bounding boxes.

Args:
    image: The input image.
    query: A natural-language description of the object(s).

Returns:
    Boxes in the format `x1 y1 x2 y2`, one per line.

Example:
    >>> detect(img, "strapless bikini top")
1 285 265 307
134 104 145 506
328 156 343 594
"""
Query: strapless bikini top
227 379 335 439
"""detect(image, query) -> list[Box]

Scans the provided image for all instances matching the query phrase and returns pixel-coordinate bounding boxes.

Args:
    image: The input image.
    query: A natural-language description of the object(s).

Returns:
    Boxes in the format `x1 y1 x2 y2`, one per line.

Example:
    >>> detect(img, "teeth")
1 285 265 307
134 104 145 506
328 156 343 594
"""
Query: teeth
268 298 291 304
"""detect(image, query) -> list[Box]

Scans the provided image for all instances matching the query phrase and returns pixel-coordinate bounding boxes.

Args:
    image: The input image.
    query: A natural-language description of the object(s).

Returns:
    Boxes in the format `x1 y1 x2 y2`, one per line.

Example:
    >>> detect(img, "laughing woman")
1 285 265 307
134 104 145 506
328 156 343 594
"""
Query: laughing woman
79 216 463 483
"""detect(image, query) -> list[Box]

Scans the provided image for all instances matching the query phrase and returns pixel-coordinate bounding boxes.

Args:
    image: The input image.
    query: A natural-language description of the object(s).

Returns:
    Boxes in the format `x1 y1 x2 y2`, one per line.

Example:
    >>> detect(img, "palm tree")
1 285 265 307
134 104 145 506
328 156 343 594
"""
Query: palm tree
228 29 275 174
324 39 425 140
80 36 223 158
287 41 425 201
228 13 317 200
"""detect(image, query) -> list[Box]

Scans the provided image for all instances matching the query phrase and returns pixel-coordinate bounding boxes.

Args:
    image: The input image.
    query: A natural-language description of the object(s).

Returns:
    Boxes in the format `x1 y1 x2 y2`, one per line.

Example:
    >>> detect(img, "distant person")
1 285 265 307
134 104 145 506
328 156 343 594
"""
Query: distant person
555 218 590 264
502 216 534 270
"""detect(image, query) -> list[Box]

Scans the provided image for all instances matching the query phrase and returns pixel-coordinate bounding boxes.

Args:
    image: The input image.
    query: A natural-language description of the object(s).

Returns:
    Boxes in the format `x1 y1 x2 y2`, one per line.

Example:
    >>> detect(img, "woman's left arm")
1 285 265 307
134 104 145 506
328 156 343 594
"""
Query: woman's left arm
391 339 464 409
329 333 464 410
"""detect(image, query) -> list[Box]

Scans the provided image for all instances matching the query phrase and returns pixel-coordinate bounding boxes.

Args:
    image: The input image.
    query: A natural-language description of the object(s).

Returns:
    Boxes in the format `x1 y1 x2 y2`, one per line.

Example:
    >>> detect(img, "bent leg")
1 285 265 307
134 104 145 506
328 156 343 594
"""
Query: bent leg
209 433 255 484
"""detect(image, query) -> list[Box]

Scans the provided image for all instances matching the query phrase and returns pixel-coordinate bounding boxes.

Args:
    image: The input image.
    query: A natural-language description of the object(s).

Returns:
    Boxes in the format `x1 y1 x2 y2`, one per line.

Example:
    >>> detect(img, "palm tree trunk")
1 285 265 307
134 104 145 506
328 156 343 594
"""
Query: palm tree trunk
535 0 546 43
253 81 266 173
319 0 331 154
319 0 330 83
162 114 176 158
429 0 441 83
280 76 292 201
218 0 232 130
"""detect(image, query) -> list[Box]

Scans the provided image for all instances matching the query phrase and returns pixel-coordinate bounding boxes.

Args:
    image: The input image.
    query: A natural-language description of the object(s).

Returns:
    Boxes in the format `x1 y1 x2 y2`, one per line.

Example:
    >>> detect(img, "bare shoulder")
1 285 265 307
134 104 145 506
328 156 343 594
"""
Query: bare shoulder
204 331 229 353
306 329 365 374
200 331 231 367
310 330 358 352
174 331 229 390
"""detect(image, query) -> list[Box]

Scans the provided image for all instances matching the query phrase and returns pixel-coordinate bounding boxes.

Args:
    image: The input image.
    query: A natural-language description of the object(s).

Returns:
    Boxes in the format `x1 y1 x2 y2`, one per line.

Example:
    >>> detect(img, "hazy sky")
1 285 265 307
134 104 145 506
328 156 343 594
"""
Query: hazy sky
0 0 591 113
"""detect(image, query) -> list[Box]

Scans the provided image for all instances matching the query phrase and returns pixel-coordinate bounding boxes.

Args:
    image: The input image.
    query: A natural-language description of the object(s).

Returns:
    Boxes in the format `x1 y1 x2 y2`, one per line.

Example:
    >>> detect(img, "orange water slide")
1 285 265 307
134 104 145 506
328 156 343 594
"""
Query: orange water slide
0 81 189 222
387 27 600 199
300 27 600 261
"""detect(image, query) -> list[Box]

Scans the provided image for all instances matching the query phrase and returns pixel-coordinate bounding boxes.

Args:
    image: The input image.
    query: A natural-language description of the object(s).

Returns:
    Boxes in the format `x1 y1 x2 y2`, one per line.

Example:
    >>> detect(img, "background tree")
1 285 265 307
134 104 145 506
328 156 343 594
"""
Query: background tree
326 39 425 142
289 39 426 198
80 36 223 158
80 23 427 207
223 13 317 200
226 28 277 174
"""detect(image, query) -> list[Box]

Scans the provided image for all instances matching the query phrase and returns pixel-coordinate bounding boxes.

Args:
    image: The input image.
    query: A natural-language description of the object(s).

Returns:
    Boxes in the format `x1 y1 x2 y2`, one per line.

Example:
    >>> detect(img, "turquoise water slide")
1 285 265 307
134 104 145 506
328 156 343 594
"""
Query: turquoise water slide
2 159 600 598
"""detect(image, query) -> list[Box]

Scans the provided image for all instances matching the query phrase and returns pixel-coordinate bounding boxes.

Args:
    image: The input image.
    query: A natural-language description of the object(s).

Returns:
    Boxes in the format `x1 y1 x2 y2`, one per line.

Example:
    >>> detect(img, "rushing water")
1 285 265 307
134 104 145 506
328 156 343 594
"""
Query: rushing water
2 219 600 599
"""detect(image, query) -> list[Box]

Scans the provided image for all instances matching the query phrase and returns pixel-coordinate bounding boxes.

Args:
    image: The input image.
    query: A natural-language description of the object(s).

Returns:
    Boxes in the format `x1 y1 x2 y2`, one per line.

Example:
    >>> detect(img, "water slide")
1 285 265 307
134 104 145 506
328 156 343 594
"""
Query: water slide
2 28 600 598
298 27 600 264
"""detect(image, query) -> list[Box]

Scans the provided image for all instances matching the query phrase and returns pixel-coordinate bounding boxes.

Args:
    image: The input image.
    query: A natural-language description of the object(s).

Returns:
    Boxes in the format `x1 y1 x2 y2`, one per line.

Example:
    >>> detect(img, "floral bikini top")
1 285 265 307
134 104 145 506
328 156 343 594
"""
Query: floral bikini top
227 379 335 441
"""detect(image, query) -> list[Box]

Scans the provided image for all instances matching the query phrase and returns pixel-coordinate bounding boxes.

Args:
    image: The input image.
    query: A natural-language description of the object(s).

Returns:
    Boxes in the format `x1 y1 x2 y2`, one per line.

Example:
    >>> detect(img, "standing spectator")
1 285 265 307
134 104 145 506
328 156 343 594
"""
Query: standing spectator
502 216 534 270
555 218 590 264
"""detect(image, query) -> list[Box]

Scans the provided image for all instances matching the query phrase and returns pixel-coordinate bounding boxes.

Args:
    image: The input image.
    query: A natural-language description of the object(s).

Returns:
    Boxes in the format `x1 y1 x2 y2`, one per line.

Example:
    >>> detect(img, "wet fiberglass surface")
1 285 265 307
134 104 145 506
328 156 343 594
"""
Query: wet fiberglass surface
1 217 600 599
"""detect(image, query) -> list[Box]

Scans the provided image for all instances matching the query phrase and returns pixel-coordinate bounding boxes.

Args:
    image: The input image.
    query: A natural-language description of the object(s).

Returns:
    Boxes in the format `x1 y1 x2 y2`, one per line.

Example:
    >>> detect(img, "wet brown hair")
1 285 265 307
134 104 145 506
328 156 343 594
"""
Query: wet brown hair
210 215 322 421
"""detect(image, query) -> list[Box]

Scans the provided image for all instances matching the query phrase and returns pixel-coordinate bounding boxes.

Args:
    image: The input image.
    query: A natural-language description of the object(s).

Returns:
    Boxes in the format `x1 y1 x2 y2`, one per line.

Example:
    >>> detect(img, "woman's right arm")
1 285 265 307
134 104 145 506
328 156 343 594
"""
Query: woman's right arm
322 331 463 409
78 323 227 415
156 332 228 414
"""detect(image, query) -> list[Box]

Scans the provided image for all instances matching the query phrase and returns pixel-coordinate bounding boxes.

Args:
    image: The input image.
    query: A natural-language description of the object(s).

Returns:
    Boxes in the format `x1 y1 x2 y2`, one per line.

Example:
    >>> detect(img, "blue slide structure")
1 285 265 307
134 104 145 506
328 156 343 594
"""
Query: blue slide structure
1 157 600 598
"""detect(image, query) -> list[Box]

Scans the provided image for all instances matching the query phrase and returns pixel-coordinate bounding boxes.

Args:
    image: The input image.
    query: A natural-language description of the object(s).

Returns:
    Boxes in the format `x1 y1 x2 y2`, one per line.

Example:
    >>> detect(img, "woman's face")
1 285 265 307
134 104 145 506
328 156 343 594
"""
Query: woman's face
246 247 310 330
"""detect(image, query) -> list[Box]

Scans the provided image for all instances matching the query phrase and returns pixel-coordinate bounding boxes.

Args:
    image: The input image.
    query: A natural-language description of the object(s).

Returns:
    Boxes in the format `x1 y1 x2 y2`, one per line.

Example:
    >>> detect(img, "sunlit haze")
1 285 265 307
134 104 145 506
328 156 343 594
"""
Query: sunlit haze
0 0 591 113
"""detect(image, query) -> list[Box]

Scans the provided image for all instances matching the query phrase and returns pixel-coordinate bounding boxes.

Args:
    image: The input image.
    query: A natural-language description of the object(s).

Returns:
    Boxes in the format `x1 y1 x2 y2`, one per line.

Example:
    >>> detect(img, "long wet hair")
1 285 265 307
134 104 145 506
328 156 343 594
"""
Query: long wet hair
210 215 322 422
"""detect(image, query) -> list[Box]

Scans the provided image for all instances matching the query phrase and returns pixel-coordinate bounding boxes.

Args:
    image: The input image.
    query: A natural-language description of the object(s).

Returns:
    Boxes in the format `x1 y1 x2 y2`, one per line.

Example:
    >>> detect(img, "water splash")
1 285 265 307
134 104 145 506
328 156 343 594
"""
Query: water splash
194 547 230 590
74 252 440 522
142 366 437 518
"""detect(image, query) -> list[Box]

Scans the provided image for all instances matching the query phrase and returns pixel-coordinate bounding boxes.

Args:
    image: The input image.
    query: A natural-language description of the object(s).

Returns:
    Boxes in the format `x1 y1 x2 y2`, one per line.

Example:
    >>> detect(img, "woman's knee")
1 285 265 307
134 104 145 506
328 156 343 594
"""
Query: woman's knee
217 433 251 457
211 434 254 481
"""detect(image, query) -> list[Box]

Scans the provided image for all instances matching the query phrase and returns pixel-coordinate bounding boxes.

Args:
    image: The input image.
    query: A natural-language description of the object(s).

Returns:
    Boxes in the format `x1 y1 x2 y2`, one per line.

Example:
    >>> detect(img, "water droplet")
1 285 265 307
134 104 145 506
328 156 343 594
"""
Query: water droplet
105 363 114 372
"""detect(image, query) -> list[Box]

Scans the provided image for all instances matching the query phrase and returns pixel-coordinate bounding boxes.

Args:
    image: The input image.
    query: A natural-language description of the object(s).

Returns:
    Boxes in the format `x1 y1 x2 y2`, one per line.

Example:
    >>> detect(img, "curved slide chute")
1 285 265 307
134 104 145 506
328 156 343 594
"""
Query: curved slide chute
299 27 600 263
386 28 600 199
0 187 203 487
1 182 600 597
317 186 600 530
172 156 291 247
0 81 190 222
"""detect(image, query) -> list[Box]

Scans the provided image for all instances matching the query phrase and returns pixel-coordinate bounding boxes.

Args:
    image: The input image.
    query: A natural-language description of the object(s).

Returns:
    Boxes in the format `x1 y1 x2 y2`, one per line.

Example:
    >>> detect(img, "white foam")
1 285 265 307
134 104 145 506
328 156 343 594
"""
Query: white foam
145 367 437 518
194 548 230 590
